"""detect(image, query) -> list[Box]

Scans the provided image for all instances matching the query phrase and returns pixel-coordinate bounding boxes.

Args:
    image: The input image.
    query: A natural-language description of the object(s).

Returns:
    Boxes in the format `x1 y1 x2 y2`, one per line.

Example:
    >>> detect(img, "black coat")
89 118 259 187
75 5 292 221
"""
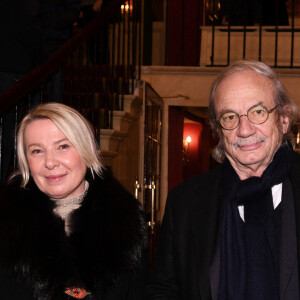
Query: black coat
0 171 147 300
147 152 300 299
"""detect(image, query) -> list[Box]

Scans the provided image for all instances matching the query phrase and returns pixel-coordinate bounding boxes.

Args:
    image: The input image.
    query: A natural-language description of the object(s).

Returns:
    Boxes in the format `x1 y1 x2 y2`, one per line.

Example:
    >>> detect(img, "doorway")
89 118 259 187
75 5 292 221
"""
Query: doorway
168 106 218 192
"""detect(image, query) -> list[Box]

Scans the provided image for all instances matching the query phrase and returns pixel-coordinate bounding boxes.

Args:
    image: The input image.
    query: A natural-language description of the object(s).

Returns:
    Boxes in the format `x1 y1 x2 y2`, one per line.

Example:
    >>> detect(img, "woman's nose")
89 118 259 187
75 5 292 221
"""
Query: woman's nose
45 153 60 169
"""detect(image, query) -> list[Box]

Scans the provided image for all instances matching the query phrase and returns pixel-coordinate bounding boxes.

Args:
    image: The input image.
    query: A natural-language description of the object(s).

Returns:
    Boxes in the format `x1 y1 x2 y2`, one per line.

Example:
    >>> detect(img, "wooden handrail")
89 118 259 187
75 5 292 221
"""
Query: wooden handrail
0 0 125 116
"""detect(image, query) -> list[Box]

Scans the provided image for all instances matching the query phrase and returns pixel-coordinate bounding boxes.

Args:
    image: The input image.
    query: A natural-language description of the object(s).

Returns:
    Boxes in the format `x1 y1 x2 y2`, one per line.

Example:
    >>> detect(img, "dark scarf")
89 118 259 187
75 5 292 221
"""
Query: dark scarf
219 142 293 300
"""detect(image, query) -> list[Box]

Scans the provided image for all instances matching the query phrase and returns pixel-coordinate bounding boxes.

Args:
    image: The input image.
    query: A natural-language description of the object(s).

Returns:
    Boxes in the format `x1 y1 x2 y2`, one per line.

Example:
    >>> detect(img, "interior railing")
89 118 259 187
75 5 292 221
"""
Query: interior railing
202 0 300 67
0 0 142 185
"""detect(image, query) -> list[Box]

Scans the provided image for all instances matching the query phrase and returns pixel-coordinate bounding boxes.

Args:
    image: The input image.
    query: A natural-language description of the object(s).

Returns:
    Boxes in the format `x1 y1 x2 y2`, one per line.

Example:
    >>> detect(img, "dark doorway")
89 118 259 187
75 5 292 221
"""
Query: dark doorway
168 106 218 192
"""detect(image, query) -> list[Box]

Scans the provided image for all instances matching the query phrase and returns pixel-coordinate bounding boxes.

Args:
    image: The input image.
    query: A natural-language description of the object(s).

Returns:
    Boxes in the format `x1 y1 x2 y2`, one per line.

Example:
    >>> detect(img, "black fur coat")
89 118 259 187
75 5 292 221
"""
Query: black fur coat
0 171 146 300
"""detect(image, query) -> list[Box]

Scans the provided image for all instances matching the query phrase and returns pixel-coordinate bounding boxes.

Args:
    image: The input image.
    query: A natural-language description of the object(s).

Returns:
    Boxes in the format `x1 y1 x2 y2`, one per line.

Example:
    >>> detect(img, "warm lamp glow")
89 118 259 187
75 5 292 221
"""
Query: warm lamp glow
182 136 192 165
121 1 129 13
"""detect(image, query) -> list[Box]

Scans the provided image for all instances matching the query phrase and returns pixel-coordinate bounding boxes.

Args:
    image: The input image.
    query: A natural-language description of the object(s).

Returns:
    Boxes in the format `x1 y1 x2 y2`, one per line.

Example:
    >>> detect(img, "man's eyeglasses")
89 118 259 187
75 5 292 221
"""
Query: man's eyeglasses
218 104 280 130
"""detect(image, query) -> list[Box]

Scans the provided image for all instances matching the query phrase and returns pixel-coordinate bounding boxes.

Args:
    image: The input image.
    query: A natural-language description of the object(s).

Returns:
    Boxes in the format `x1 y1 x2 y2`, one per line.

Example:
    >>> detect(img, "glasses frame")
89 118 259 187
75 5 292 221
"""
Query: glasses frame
217 104 280 130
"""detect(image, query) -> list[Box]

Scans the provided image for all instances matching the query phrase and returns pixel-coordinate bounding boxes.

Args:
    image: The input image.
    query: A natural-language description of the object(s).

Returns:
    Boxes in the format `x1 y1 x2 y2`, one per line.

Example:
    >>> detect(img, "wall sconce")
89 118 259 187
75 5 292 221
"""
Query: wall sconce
293 122 300 151
182 136 192 165
295 131 300 149
121 1 130 14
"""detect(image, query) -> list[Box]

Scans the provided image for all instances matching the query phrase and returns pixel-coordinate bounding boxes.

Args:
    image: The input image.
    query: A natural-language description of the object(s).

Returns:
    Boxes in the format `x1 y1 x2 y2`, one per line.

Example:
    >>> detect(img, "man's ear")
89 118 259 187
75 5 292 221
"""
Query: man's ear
280 105 291 134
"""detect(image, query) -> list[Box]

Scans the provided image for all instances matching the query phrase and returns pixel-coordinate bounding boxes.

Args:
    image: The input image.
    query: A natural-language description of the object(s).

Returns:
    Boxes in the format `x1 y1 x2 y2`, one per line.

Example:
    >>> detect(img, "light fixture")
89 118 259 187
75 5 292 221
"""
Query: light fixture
182 136 191 165
296 131 300 149
121 1 130 14
293 122 300 151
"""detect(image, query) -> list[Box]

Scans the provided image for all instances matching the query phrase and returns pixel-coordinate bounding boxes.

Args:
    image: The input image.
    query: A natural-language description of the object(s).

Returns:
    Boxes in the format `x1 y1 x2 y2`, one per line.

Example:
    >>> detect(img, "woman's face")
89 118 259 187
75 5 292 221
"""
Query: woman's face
24 119 87 199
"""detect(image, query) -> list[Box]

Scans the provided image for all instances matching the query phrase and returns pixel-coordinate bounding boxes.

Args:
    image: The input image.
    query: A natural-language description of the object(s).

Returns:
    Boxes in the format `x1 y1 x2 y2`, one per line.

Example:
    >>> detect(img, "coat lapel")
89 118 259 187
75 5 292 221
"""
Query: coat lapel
187 166 224 299
280 178 299 299
289 152 300 298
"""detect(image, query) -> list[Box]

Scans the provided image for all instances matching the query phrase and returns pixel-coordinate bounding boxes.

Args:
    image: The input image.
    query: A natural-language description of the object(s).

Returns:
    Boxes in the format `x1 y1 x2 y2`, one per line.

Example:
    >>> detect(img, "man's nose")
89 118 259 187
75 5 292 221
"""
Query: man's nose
237 114 255 136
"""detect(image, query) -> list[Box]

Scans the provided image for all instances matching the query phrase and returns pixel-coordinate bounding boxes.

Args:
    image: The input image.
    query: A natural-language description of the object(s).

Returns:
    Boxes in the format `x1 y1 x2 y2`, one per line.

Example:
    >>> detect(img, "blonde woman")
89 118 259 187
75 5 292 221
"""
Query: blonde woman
0 103 146 300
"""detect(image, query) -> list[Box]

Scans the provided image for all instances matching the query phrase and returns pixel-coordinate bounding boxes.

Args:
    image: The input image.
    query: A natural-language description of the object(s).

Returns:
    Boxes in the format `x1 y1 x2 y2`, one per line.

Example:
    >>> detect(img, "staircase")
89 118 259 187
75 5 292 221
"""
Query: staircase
0 0 143 187
98 89 143 195
100 93 141 166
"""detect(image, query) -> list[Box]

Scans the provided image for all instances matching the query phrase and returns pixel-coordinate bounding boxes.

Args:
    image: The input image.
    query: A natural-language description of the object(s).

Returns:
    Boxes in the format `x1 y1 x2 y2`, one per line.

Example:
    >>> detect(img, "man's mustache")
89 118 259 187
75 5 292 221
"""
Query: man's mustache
233 136 266 148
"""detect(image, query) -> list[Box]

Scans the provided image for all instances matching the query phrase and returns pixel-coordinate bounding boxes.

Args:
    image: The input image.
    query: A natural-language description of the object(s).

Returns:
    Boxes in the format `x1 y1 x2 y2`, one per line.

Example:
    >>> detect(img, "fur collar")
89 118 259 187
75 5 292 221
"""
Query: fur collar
0 171 146 299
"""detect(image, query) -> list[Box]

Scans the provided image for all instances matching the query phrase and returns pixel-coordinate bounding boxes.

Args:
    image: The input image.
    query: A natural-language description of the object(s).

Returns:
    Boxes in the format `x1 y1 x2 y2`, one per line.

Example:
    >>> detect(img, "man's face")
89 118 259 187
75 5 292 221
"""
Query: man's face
214 70 290 179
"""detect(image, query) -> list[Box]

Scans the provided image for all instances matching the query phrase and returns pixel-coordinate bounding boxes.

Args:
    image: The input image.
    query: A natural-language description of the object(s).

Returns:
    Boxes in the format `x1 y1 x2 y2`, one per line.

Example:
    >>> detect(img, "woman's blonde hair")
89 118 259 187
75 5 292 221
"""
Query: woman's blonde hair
15 102 103 187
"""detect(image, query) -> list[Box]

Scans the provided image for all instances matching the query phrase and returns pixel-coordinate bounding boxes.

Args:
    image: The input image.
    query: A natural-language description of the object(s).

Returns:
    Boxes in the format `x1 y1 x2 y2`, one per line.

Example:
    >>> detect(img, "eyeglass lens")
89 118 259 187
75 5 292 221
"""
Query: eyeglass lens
219 105 270 130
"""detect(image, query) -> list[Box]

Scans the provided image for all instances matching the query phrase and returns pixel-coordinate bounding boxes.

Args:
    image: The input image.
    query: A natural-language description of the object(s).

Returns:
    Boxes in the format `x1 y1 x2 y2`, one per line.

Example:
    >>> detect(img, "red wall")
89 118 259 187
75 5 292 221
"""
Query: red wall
167 0 204 66
168 109 218 191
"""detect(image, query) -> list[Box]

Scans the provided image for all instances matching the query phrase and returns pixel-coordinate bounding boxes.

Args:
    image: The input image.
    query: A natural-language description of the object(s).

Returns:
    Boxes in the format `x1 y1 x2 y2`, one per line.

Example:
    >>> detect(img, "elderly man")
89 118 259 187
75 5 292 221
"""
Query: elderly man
147 60 300 300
